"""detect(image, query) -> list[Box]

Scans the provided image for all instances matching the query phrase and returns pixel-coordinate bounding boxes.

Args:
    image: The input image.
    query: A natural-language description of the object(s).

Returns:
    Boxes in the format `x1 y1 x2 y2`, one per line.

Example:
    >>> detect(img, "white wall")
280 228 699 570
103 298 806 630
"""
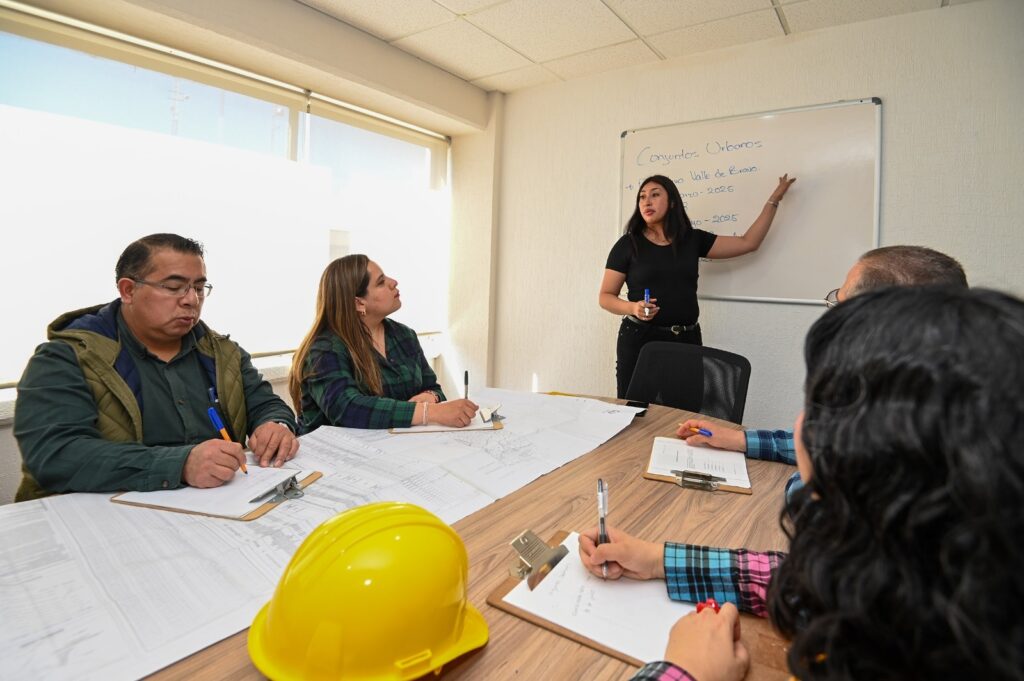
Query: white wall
489 0 1024 428
444 91 505 399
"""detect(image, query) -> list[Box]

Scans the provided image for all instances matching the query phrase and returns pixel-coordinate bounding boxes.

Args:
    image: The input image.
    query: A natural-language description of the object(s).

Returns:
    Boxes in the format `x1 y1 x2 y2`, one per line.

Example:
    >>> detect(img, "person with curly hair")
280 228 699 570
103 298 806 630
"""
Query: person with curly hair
579 286 1024 680
676 244 968 500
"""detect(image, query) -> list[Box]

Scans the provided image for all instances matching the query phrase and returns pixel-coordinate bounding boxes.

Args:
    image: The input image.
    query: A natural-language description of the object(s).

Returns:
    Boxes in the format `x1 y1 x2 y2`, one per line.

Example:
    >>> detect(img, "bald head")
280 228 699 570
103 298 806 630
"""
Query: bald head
838 245 967 302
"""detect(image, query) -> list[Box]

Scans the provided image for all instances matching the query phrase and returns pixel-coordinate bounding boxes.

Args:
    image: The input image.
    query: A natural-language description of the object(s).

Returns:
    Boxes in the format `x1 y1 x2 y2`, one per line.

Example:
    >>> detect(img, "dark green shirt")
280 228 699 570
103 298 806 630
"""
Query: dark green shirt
15 313 295 493
298 318 444 431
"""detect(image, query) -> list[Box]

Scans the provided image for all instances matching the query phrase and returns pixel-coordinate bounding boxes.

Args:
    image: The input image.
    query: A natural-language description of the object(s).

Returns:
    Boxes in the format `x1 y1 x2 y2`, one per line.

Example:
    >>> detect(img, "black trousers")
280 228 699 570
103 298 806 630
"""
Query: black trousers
615 318 702 399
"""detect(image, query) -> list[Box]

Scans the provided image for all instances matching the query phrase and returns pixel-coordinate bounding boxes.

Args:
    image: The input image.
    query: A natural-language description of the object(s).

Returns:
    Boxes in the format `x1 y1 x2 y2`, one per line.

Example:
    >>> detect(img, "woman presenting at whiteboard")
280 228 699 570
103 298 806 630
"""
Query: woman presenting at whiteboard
600 173 795 398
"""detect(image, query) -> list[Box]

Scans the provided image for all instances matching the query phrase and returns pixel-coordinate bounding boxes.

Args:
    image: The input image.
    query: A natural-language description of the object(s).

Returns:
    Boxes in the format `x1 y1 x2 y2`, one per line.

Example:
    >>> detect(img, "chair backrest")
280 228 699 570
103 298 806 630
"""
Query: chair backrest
625 342 752 423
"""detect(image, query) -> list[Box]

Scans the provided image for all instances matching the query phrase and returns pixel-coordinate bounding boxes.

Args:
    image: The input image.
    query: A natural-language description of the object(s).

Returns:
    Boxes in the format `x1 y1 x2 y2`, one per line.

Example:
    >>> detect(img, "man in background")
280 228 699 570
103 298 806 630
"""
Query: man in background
678 245 968 494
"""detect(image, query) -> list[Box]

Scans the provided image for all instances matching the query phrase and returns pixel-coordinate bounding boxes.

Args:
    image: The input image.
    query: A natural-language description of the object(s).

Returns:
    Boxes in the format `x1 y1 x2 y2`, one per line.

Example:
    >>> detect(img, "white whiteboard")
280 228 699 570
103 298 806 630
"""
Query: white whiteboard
619 99 881 304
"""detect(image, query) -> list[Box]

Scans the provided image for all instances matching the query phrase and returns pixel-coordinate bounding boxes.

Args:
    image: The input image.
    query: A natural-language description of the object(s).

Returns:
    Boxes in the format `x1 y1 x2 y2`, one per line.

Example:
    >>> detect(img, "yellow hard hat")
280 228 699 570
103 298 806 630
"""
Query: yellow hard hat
248 502 488 680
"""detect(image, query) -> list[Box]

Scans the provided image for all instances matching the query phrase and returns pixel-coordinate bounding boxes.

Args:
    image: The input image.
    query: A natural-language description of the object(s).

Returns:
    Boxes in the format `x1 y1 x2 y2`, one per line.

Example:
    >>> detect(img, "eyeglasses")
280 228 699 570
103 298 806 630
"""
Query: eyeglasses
824 288 840 308
134 279 213 299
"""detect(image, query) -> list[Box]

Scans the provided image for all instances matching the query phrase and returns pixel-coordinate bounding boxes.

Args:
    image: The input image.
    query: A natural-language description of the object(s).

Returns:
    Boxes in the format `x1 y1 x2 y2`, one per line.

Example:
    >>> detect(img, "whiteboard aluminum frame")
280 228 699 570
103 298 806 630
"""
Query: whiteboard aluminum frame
617 98 882 306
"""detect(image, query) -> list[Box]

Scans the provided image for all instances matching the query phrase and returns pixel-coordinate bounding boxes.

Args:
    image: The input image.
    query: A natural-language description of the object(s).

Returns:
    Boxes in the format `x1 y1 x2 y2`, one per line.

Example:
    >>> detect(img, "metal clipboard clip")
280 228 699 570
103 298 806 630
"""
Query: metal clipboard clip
671 469 727 492
480 404 503 423
508 529 568 590
249 475 305 504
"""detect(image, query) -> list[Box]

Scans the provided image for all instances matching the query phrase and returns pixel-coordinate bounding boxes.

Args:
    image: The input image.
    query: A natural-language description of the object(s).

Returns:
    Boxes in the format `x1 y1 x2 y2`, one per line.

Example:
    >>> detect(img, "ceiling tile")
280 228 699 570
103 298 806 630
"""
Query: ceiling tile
468 0 637 62
544 40 659 80
298 0 455 41
780 0 941 33
648 9 783 59
471 64 560 92
435 0 509 13
393 19 532 81
604 0 773 36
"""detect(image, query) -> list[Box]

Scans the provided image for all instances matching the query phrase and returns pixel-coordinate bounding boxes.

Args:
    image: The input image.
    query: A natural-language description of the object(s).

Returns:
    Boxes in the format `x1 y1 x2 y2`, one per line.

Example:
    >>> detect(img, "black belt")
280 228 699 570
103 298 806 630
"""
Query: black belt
624 315 699 335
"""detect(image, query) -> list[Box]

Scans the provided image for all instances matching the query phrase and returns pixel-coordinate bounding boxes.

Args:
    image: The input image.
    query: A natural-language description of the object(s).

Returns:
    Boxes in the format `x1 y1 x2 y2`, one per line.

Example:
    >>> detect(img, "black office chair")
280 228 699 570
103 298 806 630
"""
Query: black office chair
625 342 752 423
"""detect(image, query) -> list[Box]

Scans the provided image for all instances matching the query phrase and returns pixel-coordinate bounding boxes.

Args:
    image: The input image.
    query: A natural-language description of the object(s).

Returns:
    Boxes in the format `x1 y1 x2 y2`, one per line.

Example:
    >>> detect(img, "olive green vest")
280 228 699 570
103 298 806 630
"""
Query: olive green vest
17 305 247 501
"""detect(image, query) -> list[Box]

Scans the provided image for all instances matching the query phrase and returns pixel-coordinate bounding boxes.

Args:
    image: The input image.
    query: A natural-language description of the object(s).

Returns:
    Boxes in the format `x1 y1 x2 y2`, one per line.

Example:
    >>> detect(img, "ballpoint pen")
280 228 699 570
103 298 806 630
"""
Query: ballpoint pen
208 406 247 474
464 370 469 400
597 478 609 579
689 426 713 437
643 288 650 317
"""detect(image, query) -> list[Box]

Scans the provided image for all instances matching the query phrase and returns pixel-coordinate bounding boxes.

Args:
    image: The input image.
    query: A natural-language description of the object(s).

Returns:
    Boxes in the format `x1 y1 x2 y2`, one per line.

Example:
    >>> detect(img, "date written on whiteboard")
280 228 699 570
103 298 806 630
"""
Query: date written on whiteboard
692 215 738 227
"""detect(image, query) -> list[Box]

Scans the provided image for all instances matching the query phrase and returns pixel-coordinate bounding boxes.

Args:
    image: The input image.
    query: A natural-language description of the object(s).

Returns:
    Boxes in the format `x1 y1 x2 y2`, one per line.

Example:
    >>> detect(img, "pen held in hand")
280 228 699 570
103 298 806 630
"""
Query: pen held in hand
689 426 713 437
207 407 247 475
597 479 609 579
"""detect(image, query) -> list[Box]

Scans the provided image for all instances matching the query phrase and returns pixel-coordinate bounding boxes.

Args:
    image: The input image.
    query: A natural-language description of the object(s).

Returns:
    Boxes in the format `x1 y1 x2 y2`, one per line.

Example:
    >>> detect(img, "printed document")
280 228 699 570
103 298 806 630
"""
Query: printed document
648 437 751 489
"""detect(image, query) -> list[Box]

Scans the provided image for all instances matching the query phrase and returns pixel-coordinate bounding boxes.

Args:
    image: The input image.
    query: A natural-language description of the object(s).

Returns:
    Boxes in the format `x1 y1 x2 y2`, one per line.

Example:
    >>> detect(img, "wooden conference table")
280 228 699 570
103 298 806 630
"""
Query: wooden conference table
151 402 794 681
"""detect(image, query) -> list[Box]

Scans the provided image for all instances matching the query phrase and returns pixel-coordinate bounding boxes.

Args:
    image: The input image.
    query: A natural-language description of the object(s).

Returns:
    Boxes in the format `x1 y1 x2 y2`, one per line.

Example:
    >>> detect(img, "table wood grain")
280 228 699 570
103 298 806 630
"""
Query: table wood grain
148 402 794 681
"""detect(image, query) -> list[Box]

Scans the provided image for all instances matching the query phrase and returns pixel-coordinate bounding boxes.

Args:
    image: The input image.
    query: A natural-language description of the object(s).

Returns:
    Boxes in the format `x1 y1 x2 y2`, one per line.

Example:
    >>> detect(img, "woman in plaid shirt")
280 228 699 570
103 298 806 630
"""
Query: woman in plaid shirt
580 286 1024 681
290 255 478 431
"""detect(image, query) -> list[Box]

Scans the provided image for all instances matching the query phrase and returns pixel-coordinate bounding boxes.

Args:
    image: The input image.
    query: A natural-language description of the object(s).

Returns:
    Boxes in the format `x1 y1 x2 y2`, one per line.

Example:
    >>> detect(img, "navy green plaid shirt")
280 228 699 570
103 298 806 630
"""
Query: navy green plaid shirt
746 428 804 499
631 543 787 681
744 429 796 464
297 319 444 431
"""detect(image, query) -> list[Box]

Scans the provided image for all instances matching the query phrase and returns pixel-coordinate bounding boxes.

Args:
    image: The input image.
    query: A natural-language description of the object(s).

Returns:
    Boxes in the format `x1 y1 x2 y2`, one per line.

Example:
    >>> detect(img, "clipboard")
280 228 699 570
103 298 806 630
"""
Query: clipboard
487 532 679 663
643 437 752 495
487 531 647 666
111 470 322 521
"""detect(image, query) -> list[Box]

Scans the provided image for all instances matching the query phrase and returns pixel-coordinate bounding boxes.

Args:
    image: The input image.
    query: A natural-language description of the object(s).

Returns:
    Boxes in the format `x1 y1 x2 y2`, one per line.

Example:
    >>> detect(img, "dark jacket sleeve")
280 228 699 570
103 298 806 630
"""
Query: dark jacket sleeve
235 345 297 434
14 342 192 493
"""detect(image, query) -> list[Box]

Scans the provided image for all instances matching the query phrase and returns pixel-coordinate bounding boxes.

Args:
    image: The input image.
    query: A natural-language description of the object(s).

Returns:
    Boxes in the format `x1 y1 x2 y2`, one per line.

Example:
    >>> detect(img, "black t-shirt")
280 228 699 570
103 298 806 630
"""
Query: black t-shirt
605 229 718 326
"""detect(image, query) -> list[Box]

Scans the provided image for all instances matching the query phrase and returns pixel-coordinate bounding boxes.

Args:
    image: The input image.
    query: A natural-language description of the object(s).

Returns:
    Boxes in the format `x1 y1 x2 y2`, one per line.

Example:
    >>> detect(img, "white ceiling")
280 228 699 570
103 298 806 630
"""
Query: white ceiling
296 0 976 93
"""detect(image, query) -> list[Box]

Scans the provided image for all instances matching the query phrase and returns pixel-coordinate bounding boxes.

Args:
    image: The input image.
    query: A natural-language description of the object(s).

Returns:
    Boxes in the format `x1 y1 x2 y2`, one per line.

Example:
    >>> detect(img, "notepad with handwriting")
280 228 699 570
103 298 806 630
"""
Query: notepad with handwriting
644 437 751 494
111 468 320 520
494 532 694 666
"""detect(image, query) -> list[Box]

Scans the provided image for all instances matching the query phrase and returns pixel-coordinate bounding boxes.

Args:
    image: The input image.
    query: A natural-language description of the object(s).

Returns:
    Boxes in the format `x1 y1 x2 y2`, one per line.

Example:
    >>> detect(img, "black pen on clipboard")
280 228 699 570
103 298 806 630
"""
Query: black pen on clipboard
597 479 609 579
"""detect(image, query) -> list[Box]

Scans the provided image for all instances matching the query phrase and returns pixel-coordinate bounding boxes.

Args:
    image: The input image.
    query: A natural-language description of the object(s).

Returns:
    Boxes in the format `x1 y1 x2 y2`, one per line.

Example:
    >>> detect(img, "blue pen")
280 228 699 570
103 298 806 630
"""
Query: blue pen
208 406 246 474
689 426 713 437
643 288 650 317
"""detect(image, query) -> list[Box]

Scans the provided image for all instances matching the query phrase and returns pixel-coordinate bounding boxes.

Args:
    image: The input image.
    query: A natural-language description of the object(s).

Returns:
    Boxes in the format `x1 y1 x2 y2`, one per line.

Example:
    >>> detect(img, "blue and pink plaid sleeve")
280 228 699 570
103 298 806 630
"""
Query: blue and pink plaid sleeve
663 543 786 618
744 429 797 465
631 661 698 680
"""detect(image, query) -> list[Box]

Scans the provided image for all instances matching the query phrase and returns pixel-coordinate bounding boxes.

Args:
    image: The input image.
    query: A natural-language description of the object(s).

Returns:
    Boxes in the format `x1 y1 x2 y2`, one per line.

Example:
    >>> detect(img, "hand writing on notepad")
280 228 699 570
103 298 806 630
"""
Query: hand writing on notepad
580 524 749 681
577 525 664 581
677 419 746 452
183 439 246 488
431 399 478 427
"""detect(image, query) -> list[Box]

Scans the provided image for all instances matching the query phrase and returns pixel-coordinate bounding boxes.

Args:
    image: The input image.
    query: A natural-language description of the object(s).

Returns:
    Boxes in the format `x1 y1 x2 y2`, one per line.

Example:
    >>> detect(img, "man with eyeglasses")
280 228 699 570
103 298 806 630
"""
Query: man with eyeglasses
677 245 967 497
14 233 299 501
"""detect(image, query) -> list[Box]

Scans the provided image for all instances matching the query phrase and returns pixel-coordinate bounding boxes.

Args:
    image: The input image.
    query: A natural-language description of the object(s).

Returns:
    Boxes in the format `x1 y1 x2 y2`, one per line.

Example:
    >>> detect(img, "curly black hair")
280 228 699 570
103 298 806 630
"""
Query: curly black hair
768 286 1024 680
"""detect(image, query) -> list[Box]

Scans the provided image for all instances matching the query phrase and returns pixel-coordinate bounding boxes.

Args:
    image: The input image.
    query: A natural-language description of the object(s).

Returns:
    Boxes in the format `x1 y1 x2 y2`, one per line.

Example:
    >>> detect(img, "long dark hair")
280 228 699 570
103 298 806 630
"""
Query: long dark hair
769 286 1024 680
624 175 694 255
290 255 382 411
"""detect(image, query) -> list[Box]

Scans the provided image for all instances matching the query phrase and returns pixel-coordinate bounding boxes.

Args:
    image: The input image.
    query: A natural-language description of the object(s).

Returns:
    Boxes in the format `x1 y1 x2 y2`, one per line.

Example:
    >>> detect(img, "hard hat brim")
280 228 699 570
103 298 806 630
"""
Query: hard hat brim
248 601 490 680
